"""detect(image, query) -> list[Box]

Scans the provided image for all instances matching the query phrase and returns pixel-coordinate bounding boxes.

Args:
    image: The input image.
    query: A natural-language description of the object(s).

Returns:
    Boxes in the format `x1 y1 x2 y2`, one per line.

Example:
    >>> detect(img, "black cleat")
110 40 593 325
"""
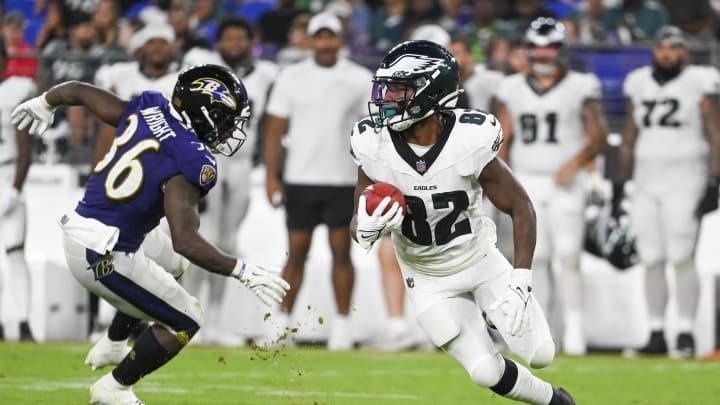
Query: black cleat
0 324 4 341
550 387 576 405
675 332 695 358
19 321 35 342
637 330 668 355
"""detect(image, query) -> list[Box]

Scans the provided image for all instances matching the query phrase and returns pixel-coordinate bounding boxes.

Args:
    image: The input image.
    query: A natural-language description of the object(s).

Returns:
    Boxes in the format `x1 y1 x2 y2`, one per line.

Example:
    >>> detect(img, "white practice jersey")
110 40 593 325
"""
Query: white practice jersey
183 48 279 161
463 65 505 111
496 71 601 175
351 109 503 276
94 61 178 100
623 65 720 162
0 77 36 164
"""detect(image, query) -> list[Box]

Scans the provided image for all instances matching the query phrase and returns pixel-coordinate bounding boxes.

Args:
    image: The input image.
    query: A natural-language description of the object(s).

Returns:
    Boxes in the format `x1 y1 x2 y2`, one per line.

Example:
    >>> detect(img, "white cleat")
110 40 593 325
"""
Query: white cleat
368 321 418 352
89 372 144 405
85 335 131 371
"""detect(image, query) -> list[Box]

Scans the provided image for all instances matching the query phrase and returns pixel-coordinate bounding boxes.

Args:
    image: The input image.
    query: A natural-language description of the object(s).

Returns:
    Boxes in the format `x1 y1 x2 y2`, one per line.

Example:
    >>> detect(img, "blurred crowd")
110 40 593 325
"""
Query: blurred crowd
0 0 717 165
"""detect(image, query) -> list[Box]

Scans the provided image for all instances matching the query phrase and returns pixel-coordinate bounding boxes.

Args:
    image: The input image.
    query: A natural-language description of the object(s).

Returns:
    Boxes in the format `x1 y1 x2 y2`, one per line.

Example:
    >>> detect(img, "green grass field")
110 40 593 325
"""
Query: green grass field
1 342 719 404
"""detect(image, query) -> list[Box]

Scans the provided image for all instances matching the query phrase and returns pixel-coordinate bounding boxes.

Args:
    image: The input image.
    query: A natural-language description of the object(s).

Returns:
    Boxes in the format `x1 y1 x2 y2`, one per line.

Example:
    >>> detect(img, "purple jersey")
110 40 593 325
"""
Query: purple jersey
76 91 218 252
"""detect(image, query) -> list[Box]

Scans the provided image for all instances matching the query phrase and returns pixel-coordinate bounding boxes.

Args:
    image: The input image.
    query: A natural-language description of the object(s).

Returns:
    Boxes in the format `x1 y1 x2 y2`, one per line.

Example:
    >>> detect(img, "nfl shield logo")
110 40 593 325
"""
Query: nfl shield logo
405 277 415 288
199 164 216 186
416 160 427 173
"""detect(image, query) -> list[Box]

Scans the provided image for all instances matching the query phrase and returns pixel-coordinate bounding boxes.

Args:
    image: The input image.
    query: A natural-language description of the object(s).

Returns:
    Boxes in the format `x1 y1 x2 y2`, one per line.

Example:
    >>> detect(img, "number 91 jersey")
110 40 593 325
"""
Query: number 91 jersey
623 65 720 161
75 91 218 252
496 71 601 175
350 109 503 276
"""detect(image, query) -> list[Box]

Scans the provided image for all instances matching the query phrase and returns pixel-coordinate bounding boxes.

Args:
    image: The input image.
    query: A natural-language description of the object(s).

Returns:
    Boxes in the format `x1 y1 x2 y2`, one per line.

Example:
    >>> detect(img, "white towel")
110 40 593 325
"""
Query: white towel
58 211 120 254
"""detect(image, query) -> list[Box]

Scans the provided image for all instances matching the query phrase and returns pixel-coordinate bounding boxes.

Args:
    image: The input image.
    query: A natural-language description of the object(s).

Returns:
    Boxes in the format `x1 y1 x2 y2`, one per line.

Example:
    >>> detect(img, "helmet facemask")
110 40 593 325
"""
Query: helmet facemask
370 77 429 132
181 103 251 157
369 74 461 132
527 44 566 76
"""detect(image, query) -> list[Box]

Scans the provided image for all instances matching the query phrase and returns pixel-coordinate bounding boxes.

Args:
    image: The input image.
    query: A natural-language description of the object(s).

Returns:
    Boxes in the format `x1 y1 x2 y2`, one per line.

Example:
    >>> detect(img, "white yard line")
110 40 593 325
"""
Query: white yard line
0 379 421 400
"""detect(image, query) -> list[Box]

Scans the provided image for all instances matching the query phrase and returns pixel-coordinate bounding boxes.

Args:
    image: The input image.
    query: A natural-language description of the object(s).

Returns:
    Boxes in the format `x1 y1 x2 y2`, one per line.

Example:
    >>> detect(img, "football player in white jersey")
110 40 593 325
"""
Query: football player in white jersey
616 26 720 358
0 42 36 341
181 16 279 345
93 23 179 166
351 40 575 405
495 18 608 356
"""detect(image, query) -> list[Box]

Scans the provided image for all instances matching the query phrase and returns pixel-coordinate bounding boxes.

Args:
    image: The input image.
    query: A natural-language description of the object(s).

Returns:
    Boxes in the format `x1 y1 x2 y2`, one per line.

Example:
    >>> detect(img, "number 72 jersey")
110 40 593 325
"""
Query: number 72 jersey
623 65 720 161
350 109 503 277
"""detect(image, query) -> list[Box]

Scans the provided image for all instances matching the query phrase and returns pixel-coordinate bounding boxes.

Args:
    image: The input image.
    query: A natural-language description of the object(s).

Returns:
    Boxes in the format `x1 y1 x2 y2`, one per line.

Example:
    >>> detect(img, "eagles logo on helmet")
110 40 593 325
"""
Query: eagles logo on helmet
172 64 251 156
369 40 463 132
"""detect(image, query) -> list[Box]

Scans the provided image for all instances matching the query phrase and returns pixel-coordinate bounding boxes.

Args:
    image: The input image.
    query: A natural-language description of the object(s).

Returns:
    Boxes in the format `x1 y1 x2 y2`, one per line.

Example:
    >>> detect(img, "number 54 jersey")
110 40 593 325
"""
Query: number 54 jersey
350 109 503 277
75 91 218 253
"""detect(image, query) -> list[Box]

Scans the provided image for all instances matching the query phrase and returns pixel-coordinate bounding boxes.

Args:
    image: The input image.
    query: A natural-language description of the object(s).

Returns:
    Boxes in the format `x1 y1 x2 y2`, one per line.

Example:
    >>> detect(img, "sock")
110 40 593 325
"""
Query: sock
112 326 179 386
645 262 668 329
491 358 553 405
674 260 699 326
334 315 350 330
531 259 552 314
8 250 31 319
107 312 142 341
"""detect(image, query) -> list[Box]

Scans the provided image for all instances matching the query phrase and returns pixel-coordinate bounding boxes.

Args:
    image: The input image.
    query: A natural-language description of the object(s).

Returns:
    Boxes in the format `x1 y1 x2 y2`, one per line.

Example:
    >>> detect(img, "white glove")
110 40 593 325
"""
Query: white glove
231 260 290 306
0 186 21 216
356 195 404 251
489 268 532 336
11 93 57 136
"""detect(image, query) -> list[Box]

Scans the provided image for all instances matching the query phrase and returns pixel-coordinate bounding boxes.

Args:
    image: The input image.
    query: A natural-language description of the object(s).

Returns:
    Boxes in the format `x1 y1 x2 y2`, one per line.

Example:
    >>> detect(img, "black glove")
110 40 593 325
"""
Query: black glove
610 182 625 219
695 177 720 219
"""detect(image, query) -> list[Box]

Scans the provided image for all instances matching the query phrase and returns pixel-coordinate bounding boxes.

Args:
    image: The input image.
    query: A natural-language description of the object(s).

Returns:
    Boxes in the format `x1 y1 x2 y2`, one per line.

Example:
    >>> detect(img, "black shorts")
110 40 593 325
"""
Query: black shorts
284 184 355 230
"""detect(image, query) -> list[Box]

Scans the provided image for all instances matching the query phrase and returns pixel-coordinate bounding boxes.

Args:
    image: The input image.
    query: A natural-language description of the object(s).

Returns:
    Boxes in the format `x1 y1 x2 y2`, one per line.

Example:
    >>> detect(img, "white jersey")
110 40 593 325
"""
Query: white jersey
463 65 504 111
623 65 720 162
94 61 178 100
183 48 279 161
496 71 602 175
0 77 36 164
350 109 502 276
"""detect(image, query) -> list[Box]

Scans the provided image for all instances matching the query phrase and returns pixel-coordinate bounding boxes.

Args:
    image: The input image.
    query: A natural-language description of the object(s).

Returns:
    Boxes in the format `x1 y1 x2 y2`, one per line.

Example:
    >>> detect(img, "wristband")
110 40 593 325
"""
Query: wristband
230 260 246 280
